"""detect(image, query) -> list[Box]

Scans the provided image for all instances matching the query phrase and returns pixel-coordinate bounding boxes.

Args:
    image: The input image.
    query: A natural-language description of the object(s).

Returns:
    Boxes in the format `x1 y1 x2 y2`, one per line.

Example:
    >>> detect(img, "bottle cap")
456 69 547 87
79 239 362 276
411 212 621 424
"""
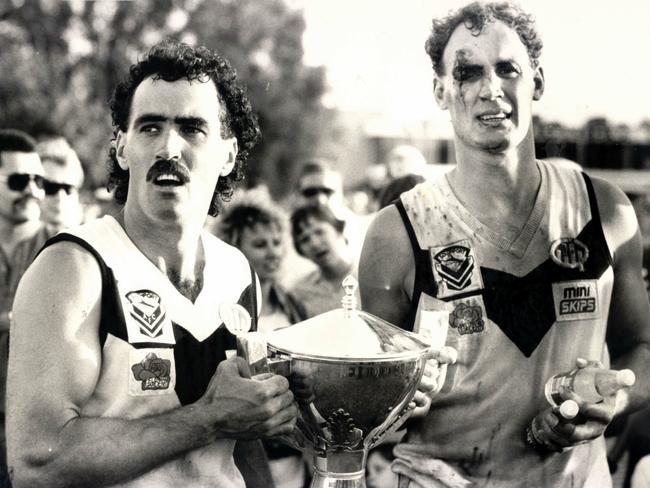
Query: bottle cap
616 369 636 387
559 399 579 420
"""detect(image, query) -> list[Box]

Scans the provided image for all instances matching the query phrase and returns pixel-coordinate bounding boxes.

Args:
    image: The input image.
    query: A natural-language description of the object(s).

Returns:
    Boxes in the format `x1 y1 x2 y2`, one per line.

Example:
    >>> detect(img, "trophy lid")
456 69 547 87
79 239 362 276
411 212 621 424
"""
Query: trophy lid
267 276 430 361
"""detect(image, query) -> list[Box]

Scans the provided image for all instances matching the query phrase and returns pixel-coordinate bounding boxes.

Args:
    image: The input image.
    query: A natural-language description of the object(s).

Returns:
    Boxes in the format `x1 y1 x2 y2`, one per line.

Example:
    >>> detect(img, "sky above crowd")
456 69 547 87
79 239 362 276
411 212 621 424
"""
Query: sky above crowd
297 0 650 128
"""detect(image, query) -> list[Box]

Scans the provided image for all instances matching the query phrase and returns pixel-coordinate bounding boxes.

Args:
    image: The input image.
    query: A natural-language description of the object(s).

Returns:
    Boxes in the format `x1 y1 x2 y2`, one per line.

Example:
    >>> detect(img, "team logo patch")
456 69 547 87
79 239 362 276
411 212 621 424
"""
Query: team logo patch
450 300 485 335
550 238 589 272
430 240 484 299
126 290 167 338
131 352 171 391
552 280 600 322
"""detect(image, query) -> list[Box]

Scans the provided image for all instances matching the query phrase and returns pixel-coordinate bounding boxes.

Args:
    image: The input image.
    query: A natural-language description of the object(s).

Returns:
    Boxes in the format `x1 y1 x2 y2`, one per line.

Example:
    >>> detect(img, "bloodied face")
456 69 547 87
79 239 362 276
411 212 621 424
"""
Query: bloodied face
433 20 544 153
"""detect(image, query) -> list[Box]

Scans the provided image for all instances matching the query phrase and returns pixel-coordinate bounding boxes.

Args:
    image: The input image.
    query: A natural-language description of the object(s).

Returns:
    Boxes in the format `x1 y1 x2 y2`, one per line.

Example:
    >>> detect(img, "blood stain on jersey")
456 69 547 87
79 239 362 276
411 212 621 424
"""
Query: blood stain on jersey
131 352 171 391
550 238 589 272
125 290 167 338
450 302 485 335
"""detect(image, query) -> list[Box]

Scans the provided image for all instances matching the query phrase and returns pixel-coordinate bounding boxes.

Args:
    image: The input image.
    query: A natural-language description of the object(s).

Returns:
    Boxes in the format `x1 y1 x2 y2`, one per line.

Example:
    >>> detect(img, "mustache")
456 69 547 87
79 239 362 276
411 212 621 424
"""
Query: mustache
146 158 191 184
13 195 38 207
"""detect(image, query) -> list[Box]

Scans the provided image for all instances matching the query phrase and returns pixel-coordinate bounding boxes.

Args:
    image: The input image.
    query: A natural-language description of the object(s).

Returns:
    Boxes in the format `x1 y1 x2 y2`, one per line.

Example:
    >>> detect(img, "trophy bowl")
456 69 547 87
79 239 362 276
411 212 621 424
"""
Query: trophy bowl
262 277 431 488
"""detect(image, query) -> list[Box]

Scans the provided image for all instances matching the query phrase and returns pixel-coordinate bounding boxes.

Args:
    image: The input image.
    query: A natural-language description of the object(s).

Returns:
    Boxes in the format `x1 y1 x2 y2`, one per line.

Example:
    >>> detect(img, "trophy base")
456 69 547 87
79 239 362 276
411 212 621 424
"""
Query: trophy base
310 450 367 488
310 471 366 488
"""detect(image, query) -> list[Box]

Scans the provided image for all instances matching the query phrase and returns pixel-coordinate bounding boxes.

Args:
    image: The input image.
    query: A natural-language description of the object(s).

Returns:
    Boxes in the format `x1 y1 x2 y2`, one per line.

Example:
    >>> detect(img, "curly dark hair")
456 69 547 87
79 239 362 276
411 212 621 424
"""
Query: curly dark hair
107 39 261 216
216 187 288 248
0 129 36 164
425 1 543 76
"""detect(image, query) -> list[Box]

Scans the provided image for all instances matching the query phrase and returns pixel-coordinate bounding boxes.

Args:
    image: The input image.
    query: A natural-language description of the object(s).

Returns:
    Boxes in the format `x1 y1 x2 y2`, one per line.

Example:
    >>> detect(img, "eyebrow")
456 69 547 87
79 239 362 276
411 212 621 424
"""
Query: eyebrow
132 114 209 128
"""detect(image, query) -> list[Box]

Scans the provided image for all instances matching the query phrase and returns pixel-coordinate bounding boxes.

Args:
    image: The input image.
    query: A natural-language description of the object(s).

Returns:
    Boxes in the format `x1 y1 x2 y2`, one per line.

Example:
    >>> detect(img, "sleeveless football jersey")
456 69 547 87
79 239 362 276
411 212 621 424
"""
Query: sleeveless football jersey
395 160 613 487
45 215 260 488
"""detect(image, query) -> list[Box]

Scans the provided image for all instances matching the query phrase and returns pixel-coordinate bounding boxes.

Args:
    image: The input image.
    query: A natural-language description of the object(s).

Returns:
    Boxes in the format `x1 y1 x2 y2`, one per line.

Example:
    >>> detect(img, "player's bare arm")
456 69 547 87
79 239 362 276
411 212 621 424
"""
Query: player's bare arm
359 205 414 327
593 177 650 413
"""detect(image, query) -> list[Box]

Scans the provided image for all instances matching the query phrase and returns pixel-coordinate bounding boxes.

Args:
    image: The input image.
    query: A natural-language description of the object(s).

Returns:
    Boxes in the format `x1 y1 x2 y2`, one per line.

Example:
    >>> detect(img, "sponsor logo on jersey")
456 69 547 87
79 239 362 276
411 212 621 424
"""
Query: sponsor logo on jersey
131 352 171 391
450 301 485 335
552 280 600 322
125 290 167 338
550 238 589 272
430 240 484 299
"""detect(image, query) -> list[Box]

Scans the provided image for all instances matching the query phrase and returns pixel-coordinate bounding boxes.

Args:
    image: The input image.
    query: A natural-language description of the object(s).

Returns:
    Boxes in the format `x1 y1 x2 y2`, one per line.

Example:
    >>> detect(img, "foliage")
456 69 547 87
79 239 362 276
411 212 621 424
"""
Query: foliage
0 0 333 195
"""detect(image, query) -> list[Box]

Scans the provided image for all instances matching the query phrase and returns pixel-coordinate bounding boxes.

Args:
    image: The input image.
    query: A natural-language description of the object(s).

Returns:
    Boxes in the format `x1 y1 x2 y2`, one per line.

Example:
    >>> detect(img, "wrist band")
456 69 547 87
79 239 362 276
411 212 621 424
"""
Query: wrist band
525 418 560 454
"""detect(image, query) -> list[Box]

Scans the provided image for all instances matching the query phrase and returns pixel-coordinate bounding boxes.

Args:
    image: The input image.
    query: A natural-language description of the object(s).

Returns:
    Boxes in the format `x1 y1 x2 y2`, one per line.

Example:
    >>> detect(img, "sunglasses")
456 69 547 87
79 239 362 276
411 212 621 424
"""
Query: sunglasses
0 173 44 192
301 187 335 198
44 180 76 196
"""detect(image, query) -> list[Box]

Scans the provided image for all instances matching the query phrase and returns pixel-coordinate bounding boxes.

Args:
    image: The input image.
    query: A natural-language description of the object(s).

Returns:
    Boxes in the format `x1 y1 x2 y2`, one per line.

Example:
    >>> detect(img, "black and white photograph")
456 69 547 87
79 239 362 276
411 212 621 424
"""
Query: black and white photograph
0 1 649 487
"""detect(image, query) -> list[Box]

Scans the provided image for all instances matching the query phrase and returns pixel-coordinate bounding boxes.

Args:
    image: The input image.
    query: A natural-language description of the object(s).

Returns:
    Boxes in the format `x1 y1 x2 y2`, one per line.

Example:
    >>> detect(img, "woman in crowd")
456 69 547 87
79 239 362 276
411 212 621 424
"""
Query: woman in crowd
216 187 309 488
290 203 357 317
217 187 308 332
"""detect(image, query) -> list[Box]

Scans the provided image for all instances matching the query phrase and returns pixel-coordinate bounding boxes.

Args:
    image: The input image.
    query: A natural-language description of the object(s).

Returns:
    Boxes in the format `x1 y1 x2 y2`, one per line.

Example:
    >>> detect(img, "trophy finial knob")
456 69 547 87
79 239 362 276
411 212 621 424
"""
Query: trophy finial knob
341 275 358 317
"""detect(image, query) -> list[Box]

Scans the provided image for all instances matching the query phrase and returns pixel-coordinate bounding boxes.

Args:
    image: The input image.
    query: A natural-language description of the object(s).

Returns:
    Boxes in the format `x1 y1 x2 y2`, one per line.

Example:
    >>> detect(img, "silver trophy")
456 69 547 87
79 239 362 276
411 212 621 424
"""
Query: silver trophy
243 276 433 488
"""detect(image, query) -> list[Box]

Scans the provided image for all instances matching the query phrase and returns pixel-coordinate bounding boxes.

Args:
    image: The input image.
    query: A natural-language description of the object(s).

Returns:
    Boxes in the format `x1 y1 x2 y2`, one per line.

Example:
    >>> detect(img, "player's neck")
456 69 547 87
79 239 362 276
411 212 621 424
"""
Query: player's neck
449 141 541 233
118 209 206 297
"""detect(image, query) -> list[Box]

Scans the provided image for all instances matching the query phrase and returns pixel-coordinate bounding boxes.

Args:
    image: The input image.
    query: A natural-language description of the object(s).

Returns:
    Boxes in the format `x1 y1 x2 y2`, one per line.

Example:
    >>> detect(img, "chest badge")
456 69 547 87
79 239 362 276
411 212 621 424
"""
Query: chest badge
126 290 167 338
430 240 484 299
131 352 171 391
550 238 589 272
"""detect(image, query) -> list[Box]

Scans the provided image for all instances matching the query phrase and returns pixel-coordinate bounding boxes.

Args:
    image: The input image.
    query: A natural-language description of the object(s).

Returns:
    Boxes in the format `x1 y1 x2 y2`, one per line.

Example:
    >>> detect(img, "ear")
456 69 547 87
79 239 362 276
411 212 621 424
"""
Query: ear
433 76 448 110
532 66 545 101
115 131 129 170
219 138 238 177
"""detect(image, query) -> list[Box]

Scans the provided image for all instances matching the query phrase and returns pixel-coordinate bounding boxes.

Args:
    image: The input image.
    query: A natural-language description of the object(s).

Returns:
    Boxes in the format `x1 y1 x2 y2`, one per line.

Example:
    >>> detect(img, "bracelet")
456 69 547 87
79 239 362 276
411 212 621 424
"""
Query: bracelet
525 418 561 454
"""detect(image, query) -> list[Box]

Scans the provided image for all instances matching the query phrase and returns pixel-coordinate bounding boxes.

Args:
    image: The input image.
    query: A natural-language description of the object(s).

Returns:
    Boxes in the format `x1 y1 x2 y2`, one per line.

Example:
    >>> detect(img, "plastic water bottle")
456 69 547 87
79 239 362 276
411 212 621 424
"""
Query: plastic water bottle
545 367 636 405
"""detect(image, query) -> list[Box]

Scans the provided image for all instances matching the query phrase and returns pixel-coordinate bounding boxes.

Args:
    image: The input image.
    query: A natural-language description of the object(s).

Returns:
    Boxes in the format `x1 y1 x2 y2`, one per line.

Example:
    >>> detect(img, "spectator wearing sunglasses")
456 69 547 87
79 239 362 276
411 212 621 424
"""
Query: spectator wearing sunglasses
36 135 85 232
0 128 44 483
7 135 86 317
296 159 369 268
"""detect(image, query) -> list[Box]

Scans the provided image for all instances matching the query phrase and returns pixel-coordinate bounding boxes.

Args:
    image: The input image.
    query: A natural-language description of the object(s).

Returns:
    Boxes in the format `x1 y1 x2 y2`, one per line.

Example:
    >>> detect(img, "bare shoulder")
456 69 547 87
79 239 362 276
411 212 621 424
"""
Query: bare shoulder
360 205 413 277
589 176 638 259
11 240 104 379
13 240 103 322
359 205 414 324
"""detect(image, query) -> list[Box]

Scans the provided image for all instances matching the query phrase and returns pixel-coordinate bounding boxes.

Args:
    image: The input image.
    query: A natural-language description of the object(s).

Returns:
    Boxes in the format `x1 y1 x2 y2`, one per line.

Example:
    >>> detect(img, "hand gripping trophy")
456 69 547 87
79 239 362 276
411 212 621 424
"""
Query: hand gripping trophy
238 276 454 487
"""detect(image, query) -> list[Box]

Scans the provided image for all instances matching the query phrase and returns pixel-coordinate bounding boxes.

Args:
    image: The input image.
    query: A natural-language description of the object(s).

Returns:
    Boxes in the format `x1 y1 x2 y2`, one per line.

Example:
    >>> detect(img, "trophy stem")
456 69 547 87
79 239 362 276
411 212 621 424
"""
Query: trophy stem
310 450 367 488
310 470 366 488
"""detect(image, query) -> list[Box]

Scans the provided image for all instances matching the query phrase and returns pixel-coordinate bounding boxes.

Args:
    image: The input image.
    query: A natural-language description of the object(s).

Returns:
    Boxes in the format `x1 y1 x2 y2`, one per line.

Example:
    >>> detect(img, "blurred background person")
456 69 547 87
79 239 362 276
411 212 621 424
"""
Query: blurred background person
377 173 425 210
215 187 310 488
295 159 369 264
36 134 85 232
290 203 357 317
0 128 44 485
8 135 86 322
216 187 308 332
385 144 427 181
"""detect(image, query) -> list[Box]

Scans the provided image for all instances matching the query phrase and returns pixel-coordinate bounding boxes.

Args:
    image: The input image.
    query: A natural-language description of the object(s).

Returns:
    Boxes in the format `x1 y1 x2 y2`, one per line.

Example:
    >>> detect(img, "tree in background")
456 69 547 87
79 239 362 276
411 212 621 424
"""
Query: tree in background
0 0 334 196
